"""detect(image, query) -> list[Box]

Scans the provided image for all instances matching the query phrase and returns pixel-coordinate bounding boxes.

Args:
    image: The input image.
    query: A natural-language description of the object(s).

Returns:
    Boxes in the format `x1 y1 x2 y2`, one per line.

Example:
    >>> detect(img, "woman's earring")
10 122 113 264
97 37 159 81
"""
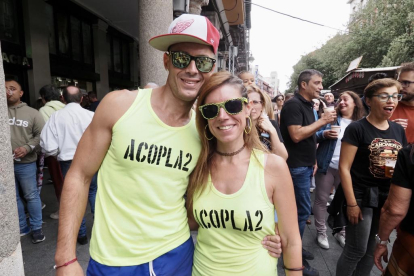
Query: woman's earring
244 116 252 134
204 124 214 140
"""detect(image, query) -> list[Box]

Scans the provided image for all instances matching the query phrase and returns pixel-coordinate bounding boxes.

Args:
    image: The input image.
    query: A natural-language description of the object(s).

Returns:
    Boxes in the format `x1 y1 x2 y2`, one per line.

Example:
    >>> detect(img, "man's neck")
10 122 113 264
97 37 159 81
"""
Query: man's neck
151 85 194 127
399 100 414 107
8 101 21 107
298 91 312 102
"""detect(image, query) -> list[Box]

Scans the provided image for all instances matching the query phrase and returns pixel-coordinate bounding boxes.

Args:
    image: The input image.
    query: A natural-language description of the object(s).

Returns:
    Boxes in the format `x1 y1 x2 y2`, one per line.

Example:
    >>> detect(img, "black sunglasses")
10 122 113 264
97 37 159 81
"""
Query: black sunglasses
199 98 248 120
168 51 216 73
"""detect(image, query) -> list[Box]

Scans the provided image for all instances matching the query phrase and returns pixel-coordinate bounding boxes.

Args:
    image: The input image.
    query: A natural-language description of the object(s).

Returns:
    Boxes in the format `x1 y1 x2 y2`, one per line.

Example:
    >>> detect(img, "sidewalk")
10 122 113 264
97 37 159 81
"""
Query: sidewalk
21 170 393 275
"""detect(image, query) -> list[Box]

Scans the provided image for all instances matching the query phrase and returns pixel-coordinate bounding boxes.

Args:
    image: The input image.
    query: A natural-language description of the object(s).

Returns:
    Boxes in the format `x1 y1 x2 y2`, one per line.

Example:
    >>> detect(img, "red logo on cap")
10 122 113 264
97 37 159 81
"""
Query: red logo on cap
171 19 194 34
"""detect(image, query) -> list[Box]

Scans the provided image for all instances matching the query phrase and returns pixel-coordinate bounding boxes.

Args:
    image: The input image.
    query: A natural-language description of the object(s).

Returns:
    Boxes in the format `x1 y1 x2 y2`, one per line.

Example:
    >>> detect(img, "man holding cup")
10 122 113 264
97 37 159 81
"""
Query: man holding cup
391 62 414 143
280 69 336 276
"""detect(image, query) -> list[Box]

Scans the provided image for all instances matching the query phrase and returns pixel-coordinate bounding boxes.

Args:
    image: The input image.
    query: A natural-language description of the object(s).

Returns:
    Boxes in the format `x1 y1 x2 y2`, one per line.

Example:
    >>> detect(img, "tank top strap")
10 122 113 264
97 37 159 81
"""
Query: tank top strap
249 149 273 209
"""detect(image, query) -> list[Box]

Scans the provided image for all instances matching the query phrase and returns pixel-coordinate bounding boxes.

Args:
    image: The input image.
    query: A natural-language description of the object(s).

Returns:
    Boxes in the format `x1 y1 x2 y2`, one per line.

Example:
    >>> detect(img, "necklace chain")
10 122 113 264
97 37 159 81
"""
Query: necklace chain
215 144 245 157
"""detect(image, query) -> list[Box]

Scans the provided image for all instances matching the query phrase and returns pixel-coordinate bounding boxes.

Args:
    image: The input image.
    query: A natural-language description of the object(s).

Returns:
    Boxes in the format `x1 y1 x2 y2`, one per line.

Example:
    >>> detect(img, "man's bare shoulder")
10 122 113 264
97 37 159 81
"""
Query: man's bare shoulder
94 89 139 128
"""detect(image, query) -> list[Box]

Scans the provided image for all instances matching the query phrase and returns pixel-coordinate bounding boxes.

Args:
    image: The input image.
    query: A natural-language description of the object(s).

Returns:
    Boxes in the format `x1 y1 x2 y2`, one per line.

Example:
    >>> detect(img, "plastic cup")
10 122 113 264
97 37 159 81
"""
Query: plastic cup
385 159 396 178
323 106 334 113
331 125 341 134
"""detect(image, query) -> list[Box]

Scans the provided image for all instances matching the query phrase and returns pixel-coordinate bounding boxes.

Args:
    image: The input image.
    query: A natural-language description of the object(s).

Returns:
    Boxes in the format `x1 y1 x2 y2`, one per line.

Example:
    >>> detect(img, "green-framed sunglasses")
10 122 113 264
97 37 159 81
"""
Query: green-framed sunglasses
199 97 248 120
168 51 216 73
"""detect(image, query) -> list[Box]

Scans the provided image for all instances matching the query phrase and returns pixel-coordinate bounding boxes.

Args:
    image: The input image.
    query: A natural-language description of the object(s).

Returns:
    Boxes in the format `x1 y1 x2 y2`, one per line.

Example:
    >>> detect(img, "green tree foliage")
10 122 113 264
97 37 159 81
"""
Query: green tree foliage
285 0 414 94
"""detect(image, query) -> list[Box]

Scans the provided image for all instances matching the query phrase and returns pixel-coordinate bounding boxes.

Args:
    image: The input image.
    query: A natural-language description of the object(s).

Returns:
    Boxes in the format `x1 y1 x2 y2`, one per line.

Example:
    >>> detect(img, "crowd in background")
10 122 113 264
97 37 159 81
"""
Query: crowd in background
5 13 414 276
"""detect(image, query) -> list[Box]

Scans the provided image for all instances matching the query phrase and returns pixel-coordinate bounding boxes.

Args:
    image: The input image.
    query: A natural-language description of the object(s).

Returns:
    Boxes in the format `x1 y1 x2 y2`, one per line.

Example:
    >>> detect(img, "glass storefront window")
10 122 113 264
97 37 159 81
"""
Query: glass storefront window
107 35 112 70
82 22 92 64
113 38 121 73
122 42 129 75
46 4 56 54
0 0 19 44
57 13 69 56
70 16 81 61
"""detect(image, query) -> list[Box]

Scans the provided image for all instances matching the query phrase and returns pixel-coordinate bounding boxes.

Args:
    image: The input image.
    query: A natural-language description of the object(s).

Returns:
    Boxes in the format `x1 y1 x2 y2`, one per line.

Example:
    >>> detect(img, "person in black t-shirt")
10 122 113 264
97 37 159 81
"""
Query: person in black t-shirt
336 78 407 276
280 69 336 276
374 144 414 275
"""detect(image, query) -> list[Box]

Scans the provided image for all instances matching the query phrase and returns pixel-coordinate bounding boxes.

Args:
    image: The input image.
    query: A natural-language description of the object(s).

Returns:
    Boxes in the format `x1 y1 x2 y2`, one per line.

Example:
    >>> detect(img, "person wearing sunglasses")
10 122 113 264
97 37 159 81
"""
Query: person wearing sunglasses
336 78 407 276
244 84 287 160
187 71 302 275
54 14 281 276
390 62 414 144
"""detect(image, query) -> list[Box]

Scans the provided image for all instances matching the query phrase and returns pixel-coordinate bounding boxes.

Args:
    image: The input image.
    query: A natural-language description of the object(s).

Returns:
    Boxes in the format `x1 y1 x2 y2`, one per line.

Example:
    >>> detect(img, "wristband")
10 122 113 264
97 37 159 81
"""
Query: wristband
347 204 358 207
53 258 77 269
283 265 305 271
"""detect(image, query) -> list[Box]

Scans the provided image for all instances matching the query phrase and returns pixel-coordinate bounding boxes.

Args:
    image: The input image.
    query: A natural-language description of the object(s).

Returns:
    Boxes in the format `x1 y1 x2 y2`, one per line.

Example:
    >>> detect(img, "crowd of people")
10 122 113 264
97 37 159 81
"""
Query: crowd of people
6 13 414 276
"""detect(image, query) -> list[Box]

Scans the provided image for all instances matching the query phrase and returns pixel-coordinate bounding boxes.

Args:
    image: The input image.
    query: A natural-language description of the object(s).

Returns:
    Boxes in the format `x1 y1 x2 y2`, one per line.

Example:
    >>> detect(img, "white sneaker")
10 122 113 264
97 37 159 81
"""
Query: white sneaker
50 211 59 220
317 232 329 249
334 232 346 248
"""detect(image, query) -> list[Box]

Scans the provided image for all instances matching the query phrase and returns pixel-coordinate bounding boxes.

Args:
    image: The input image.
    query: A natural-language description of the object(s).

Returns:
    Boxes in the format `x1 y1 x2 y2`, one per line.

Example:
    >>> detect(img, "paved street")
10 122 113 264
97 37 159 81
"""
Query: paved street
21 169 393 276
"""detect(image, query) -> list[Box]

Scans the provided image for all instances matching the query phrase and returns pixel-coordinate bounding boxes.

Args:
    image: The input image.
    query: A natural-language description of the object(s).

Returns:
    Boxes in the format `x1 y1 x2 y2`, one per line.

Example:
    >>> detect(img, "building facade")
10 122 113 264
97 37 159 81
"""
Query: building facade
1 0 251 108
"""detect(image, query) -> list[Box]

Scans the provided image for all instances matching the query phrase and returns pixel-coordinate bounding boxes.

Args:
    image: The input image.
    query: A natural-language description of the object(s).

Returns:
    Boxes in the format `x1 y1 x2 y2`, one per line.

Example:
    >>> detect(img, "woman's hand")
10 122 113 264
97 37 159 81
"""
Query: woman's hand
323 130 338 139
374 244 388 272
347 205 363 225
258 116 276 134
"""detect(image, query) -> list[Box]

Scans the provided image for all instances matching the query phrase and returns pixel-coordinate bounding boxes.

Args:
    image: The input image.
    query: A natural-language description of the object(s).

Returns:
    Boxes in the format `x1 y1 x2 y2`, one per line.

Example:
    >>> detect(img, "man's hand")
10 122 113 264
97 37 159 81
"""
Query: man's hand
262 224 282 258
55 260 84 276
392 118 408 130
321 110 337 124
323 130 338 139
374 244 388 272
14 147 28 159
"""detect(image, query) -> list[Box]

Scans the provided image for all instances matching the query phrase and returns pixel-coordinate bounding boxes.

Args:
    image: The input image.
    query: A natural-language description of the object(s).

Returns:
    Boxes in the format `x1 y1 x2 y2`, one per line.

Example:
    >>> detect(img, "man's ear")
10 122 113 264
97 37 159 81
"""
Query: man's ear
300 81 307 90
163 53 169 70
19 91 24 99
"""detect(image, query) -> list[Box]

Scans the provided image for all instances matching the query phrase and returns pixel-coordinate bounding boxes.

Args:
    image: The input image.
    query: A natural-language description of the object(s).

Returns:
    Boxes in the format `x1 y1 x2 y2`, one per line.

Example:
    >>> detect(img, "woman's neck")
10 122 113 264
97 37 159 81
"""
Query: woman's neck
341 111 353 119
366 113 389 130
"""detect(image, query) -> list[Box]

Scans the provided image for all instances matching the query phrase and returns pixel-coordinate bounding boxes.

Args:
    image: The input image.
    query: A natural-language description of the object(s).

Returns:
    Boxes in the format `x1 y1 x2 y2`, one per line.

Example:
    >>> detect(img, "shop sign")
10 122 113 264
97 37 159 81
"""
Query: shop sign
345 72 364 83
2 52 31 68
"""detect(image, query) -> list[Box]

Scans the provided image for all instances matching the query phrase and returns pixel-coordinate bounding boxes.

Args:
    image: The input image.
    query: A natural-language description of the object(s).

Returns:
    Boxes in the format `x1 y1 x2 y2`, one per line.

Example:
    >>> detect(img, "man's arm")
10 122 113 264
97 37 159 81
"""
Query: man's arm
40 115 59 157
287 111 336 143
55 90 137 275
25 111 45 153
374 184 411 271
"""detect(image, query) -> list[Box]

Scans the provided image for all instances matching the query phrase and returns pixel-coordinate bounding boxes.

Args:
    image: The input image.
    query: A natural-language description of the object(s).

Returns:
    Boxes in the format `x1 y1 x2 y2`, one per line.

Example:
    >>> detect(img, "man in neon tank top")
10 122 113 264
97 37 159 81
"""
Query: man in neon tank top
54 14 281 276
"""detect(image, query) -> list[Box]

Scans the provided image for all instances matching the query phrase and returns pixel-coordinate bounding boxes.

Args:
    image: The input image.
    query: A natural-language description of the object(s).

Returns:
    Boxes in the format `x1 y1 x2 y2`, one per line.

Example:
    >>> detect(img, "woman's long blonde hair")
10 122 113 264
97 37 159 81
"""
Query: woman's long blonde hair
187 71 266 207
245 84 275 120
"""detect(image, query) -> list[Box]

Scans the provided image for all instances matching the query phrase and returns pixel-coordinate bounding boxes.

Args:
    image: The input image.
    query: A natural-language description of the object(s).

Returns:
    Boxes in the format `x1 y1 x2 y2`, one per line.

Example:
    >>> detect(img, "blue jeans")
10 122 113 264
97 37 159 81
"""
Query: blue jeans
289 166 313 238
336 204 379 276
87 237 194 276
60 160 97 238
14 162 43 231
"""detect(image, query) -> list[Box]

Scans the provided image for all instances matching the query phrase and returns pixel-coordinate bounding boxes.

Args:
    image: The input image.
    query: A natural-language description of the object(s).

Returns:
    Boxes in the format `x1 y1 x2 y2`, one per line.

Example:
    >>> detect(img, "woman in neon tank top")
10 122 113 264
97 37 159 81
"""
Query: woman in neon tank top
187 72 303 275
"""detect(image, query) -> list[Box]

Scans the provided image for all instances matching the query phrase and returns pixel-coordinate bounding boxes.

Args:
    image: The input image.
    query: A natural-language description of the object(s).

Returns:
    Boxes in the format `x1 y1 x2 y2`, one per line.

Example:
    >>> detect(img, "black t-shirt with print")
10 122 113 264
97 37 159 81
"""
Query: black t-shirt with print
341 117 407 194
391 145 414 235
280 94 316 168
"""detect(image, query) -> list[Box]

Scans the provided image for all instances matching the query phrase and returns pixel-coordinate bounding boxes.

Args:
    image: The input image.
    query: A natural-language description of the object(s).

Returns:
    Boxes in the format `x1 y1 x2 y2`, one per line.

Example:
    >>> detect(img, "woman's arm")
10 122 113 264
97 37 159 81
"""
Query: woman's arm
259 118 288 160
266 154 302 275
338 142 362 225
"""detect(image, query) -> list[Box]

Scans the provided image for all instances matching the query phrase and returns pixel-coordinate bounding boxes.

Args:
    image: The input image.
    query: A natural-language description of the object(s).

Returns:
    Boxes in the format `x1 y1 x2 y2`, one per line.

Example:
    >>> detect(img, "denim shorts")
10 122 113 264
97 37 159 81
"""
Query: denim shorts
87 237 194 276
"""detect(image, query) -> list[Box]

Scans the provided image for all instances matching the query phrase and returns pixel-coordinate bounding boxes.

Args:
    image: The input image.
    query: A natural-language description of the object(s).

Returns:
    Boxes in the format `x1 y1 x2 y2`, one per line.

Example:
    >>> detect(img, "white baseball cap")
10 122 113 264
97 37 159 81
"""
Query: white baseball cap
149 14 220 54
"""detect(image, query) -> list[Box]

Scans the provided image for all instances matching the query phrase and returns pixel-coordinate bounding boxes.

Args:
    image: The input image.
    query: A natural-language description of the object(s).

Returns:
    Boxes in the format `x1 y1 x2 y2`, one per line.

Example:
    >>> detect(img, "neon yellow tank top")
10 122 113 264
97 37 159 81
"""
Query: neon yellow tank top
192 149 277 276
90 89 201 266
